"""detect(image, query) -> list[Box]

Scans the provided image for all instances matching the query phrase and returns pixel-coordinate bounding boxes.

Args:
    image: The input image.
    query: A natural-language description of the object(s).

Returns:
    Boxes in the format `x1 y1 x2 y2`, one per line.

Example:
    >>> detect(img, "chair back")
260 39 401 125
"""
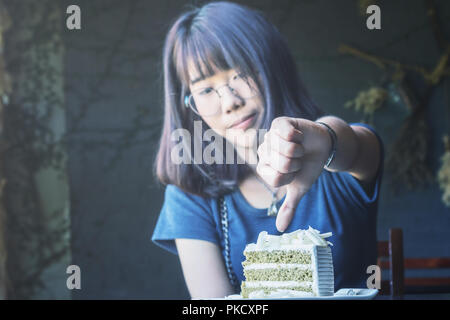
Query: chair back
378 228 450 296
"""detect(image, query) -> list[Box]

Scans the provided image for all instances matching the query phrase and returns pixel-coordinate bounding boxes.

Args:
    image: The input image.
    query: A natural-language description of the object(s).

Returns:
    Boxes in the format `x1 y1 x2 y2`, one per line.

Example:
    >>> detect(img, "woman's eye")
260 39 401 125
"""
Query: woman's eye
199 88 214 95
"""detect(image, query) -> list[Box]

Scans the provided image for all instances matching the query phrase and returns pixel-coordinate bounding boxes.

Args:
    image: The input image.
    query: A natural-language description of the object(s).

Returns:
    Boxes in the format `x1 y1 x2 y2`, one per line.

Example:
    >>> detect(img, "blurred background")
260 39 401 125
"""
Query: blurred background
0 0 449 299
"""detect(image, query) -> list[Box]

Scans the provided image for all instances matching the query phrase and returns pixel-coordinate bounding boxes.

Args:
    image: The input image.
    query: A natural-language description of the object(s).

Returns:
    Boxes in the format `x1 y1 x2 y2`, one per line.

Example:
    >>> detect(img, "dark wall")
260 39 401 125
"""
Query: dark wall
64 0 450 299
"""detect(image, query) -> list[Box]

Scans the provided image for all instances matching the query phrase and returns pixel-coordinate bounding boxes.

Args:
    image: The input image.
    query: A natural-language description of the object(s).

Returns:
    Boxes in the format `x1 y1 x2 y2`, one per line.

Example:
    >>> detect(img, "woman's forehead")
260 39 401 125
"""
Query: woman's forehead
187 61 233 85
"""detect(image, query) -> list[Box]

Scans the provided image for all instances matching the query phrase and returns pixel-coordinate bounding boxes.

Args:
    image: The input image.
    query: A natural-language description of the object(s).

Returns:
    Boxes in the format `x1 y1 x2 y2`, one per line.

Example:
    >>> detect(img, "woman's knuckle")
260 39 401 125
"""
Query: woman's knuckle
271 156 287 174
286 143 297 157
286 128 297 141
284 158 293 173
271 117 286 129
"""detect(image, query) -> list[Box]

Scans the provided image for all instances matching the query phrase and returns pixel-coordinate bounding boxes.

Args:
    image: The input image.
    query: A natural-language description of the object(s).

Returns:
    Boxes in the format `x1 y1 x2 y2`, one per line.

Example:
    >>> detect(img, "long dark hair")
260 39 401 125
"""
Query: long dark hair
154 1 324 198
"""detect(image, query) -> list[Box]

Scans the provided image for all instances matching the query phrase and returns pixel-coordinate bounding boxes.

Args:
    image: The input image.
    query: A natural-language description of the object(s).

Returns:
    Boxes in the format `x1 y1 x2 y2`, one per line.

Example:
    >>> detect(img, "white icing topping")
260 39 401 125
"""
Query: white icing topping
245 243 314 252
243 263 312 270
246 226 333 252
244 281 313 288
248 289 315 299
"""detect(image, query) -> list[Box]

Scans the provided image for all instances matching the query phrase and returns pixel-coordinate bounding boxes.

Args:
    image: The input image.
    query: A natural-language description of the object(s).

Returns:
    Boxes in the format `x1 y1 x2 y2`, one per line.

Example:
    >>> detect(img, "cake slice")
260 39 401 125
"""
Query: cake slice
240 227 334 298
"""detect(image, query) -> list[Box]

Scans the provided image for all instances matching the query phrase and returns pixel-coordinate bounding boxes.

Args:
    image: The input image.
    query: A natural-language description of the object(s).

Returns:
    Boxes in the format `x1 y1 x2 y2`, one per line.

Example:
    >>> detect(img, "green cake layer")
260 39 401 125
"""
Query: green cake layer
243 267 313 281
243 250 311 264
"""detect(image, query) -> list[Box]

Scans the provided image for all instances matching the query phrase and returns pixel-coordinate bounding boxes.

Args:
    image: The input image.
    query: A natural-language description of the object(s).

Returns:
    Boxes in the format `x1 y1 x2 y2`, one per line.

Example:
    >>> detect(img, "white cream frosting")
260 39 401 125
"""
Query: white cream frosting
243 263 312 270
244 226 333 252
243 281 313 288
248 289 315 299
311 246 334 296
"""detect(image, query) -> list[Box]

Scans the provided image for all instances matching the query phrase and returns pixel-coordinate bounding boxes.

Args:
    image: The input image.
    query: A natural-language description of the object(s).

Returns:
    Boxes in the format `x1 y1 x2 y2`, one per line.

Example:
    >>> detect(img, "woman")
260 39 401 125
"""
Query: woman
152 2 383 299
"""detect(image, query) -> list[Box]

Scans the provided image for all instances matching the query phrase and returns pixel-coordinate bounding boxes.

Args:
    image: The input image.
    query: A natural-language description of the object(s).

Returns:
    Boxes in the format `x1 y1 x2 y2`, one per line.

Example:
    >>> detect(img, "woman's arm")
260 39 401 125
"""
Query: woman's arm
315 115 381 184
256 115 382 231
175 238 235 299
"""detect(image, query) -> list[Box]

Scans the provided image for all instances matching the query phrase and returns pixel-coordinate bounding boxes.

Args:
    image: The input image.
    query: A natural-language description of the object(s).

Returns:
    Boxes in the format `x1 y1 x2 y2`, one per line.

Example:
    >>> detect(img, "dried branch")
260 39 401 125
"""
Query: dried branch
338 44 450 85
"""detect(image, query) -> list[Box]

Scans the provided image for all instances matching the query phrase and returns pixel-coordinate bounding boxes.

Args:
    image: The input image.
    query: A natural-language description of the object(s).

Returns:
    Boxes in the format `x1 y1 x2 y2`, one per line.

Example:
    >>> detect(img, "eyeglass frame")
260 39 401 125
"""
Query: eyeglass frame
183 74 259 117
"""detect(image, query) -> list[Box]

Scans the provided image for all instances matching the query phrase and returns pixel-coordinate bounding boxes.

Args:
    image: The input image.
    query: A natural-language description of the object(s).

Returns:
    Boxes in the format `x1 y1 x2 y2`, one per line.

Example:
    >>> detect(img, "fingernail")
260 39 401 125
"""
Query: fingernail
276 220 285 233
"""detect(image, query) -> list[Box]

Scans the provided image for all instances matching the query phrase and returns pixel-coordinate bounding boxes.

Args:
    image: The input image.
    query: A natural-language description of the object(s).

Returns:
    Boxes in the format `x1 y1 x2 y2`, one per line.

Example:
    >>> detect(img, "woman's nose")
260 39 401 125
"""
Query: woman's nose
218 86 244 113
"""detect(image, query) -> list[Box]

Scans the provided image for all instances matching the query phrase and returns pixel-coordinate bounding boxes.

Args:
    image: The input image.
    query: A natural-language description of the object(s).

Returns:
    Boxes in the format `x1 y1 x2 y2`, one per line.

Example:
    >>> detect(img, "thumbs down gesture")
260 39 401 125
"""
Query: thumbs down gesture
256 117 332 232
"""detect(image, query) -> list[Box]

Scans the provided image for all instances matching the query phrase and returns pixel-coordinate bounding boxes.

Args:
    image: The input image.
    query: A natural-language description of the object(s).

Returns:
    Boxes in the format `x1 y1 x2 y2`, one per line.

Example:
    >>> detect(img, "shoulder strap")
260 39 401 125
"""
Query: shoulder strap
218 196 239 291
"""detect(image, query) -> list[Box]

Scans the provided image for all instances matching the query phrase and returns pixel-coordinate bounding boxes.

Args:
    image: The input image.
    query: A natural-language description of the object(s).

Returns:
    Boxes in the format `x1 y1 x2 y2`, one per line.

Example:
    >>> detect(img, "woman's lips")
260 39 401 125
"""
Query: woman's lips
229 113 257 130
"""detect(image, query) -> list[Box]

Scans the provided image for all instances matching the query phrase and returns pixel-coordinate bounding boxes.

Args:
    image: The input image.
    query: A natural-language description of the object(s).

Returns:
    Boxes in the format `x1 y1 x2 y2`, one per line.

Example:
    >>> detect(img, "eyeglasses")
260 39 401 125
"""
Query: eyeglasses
185 73 259 117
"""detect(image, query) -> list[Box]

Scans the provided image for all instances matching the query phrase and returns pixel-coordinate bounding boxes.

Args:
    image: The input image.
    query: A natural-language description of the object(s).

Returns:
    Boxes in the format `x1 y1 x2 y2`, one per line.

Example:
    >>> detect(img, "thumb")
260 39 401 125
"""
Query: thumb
276 182 307 232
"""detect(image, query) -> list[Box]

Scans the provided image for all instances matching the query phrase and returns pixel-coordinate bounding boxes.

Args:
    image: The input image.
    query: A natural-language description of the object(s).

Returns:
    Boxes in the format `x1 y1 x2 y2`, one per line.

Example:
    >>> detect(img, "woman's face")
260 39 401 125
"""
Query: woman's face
188 67 265 149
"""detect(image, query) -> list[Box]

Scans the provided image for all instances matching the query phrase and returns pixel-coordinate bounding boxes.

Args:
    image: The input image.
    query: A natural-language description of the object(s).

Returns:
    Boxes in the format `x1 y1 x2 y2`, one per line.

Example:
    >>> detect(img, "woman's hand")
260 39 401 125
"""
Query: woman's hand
256 117 331 232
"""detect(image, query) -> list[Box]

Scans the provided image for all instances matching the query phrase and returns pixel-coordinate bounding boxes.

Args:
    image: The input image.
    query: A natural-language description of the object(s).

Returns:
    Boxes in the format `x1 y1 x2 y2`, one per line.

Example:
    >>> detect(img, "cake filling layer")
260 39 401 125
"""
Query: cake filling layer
247 290 315 299
243 280 312 288
243 250 311 264
241 282 314 299
243 263 312 270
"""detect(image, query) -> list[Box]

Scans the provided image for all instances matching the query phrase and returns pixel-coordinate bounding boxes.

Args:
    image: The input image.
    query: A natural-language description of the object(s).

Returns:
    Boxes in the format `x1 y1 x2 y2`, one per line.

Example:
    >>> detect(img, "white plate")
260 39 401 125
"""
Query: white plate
220 289 378 300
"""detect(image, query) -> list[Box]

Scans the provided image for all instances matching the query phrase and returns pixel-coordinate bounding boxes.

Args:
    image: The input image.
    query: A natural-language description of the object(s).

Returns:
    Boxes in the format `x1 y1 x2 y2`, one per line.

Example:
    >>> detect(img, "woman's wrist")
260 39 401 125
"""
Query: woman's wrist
311 120 333 169
315 121 337 168
314 116 360 172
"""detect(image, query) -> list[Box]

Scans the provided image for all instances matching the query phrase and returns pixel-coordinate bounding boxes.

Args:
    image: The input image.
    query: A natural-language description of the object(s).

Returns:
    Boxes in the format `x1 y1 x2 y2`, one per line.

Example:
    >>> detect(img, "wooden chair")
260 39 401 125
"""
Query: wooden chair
377 228 450 297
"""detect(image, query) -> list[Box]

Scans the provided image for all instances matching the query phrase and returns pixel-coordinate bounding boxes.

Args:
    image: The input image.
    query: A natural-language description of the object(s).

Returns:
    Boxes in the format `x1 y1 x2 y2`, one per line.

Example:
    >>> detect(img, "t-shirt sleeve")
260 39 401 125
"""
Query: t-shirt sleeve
151 184 220 255
331 122 384 208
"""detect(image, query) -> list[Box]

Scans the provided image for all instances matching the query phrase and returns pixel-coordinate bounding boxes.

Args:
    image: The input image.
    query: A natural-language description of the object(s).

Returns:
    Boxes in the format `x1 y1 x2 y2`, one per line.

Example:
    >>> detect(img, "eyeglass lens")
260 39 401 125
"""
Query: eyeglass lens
188 75 258 116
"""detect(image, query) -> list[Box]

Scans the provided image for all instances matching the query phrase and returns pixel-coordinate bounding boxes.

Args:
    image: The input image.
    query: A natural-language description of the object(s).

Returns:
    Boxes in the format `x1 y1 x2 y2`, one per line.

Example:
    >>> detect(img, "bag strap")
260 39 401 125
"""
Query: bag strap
218 196 239 291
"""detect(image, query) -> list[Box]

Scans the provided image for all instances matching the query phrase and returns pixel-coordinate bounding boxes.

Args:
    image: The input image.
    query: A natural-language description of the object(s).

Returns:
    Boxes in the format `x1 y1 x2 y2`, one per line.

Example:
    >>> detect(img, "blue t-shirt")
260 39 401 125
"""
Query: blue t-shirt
152 123 384 292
